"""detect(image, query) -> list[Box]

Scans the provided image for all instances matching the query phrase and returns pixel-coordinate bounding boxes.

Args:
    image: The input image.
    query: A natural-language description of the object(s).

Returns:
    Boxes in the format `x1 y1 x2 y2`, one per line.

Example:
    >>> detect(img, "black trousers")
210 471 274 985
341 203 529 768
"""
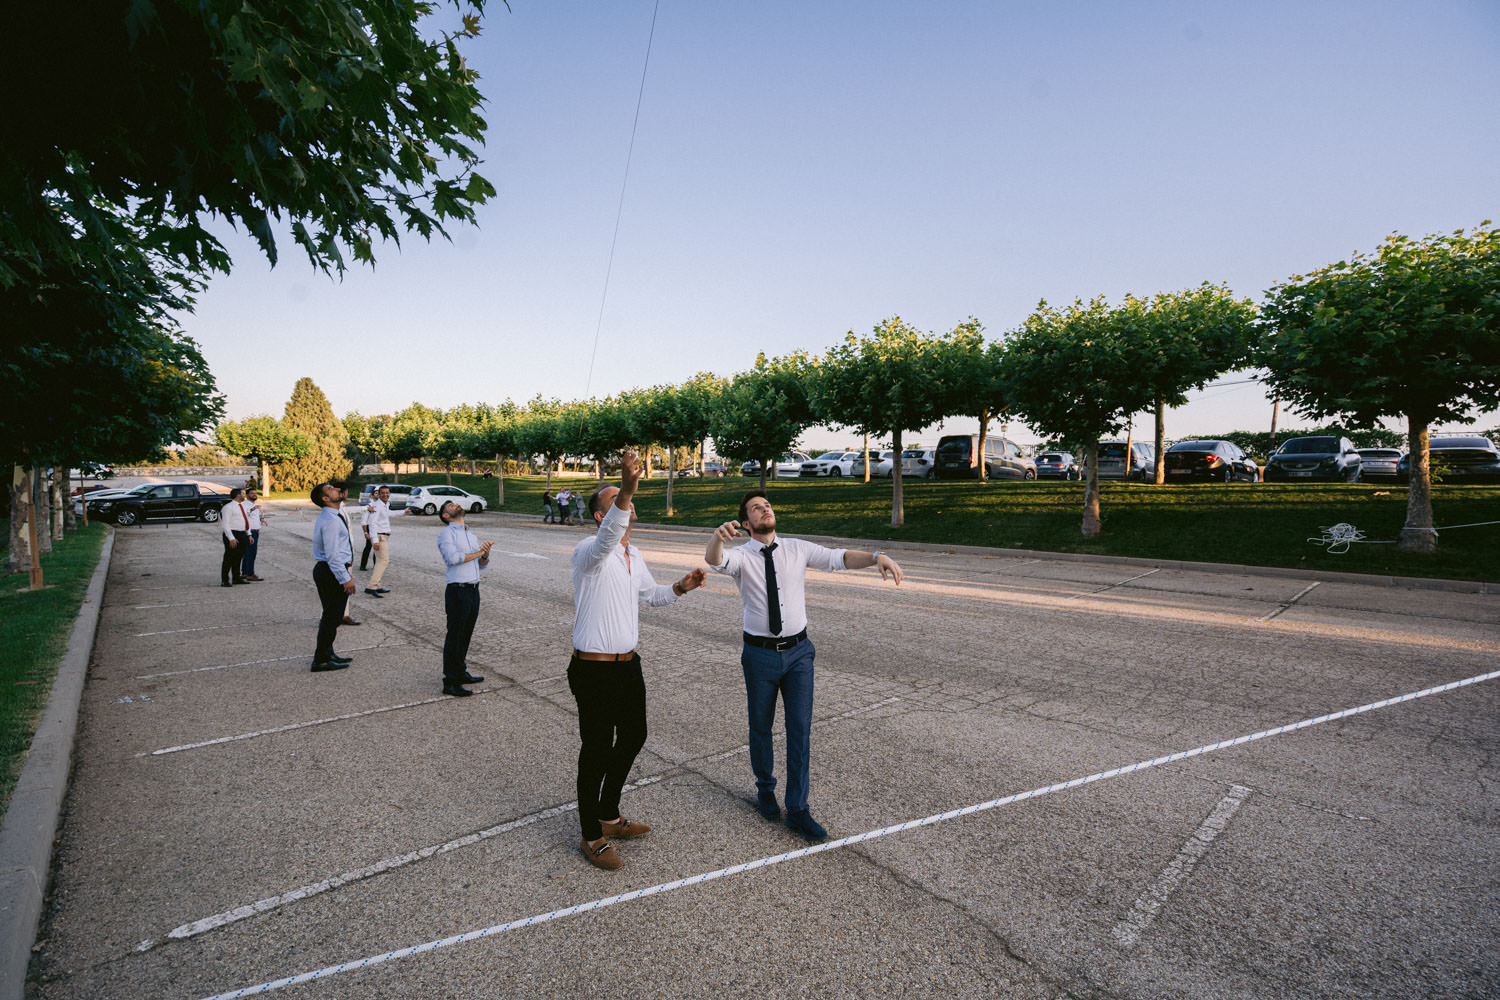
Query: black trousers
221 532 248 583
442 583 480 681
312 561 348 661
359 535 373 570
567 654 647 841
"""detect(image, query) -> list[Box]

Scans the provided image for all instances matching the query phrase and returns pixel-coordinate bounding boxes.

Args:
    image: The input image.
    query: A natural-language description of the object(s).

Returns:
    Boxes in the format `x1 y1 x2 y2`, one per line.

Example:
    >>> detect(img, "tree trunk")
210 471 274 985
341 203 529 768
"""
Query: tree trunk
666 449 676 517
495 452 505 505
699 439 706 476
9 467 32 574
977 411 990 482
26 470 44 588
1154 395 1166 484
862 432 872 483
34 467 52 554
1123 422 1134 484
445 461 452 486
469 457 477 476
545 462 553 491
1397 417 1437 553
759 459 768 491
50 472 65 541
891 428 905 527
261 459 273 494
1268 394 1280 448
644 450 653 479
1082 442 1102 537
64 472 78 531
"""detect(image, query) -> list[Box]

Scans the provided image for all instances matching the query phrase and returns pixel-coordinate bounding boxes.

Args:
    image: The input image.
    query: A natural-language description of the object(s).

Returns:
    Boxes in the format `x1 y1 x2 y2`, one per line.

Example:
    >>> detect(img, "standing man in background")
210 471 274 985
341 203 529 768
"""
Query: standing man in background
241 487 266 581
310 482 356 671
569 450 706 871
436 500 489 697
219 487 254 587
334 485 361 626
705 490 903 841
363 486 393 597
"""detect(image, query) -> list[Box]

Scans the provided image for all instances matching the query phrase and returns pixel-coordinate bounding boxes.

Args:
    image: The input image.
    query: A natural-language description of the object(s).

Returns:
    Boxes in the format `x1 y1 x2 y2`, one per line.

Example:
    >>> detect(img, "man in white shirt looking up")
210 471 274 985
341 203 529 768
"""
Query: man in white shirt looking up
570 450 705 871
436 500 490 697
363 486 393 597
219 487 256 587
241 487 267 581
705 490 903 841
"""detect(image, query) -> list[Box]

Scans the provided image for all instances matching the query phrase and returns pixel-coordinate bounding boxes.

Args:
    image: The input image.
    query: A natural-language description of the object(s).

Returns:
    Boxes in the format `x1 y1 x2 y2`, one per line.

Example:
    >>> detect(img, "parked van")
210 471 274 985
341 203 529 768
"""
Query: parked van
933 434 1037 480
1096 441 1154 480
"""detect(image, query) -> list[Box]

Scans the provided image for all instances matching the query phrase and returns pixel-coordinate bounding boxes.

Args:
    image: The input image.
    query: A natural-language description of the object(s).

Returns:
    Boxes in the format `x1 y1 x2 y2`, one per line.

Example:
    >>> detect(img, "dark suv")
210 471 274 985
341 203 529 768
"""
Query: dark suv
1264 436 1361 482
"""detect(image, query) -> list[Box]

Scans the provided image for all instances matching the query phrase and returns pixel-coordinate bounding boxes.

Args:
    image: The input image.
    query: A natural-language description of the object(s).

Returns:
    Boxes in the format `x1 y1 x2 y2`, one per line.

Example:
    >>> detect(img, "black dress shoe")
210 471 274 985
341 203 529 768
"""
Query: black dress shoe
786 810 828 841
442 684 473 697
311 660 349 672
327 652 352 663
364 588 384 597
220 582 232 588
756 791 782 821
459 673 485 684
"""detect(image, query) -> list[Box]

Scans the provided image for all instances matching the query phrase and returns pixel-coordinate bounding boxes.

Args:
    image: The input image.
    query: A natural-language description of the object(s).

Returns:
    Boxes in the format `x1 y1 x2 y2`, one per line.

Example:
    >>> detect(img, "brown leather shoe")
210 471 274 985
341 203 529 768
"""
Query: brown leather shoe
581 837 622 871
342 615 362 626
599 816 651 839
244 575 264 581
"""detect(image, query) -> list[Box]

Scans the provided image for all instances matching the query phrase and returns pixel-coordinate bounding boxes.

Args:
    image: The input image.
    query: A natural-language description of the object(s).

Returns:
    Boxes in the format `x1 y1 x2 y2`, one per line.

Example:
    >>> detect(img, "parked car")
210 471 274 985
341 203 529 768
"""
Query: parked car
872 450 896 477
901 448 936 479
701 461 727 477
800 451 864 477
932 434 1036 480
1356 448 1402 480
1035 452 1080 480
76 485 147 515
1264 436 1362 482
74 462 114 479
1096 441 1155 481
90 482 229 524
739 452 812 478
357 483 415 510
1163 440 1259 482
406 484 488 515
1396 436 1500 483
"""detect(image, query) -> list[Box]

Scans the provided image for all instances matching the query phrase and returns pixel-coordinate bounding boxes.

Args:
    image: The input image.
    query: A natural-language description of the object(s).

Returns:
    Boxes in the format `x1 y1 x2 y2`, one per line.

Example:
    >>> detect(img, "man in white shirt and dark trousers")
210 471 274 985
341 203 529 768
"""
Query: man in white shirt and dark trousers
220 488 256 587
705 490 903 841
436 500 489 697
310 482 356 671
571 451 705 871
241 487 266 581
363 486 393 596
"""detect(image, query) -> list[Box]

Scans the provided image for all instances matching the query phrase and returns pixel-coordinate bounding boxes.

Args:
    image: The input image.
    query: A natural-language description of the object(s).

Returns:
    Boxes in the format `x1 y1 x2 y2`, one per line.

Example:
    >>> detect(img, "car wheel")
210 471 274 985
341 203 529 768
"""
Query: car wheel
201 506 220 523
424 503 437 515
1223 468 1233 483
115 508 139 526
1024 469 1036 480
470 502 482 513
830 468 841 478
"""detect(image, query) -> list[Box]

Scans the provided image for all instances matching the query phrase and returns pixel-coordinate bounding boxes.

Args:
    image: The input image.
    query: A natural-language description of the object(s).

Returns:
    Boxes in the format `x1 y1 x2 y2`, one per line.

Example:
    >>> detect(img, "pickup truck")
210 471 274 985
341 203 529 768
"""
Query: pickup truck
87 482 231 526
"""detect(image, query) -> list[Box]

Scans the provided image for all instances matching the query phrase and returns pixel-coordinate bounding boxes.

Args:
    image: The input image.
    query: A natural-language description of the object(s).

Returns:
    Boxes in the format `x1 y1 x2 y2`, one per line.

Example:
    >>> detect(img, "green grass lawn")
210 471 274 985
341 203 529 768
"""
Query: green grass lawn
344 471 1498 583
0 520 108 813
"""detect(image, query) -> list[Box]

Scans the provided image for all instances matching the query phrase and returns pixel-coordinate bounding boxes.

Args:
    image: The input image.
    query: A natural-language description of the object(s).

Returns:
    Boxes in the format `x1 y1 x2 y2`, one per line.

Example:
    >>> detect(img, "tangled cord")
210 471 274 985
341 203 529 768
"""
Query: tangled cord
1309 519 1500 553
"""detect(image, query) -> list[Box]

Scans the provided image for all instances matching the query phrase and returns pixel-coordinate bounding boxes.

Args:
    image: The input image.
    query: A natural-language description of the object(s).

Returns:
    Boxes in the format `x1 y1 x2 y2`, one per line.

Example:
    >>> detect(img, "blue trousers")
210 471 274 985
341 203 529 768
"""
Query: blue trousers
242 529 260 576
741 638 816 812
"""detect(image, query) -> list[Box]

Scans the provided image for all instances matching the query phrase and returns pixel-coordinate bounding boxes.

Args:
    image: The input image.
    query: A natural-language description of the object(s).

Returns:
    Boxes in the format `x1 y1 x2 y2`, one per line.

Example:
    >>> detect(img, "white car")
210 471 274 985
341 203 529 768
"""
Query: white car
799 451 863 477
873 450 896 477
406 485 488 515
901 448 936 479
739 452 812 478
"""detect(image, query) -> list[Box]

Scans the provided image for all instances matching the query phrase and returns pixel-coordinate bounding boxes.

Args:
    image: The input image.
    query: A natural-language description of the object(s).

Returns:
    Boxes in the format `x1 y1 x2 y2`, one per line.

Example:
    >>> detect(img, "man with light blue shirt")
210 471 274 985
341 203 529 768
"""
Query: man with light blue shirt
569 450 705 870
437 500 490 697
309 482 356 672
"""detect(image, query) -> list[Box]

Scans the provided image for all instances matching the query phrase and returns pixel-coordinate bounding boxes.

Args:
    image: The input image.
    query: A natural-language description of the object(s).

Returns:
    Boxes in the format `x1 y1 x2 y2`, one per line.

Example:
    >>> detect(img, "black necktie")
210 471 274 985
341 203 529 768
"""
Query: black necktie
762 542 782 635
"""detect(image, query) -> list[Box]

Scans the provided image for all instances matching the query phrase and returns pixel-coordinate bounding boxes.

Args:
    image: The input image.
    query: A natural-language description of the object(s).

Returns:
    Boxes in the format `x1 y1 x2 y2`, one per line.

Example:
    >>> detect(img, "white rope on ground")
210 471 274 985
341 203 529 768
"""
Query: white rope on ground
195 667 1500 1000
1309 517 1499 554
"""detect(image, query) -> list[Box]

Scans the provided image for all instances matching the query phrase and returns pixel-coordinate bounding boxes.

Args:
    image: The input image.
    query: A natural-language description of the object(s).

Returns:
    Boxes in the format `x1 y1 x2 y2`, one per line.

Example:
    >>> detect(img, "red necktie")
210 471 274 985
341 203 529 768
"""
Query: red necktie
238 503 250 529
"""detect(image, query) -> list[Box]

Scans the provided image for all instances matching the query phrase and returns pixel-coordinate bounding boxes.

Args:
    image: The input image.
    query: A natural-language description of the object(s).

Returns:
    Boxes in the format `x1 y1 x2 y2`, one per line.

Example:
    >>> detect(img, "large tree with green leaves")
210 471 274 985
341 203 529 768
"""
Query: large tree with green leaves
214 416 311 494
998 298 1155 537
461 400 520 503
929 318 1010 482
1117 284 1259 483
274 378 351 491
812 317 952 526
514 398 566 489
1259 223 1500 552
709 354 818 489
634 374 725 515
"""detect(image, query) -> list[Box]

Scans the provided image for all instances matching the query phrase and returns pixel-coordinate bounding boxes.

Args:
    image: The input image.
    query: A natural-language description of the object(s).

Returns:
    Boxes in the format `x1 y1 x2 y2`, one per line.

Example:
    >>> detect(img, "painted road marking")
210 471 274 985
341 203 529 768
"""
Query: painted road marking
194 668 1500 999
1259 581 1321 621
140 698 899 949
1111 785 1251 948
1066 567 1161 600
132 618 318 637
141 697 450 756
134 643 409 680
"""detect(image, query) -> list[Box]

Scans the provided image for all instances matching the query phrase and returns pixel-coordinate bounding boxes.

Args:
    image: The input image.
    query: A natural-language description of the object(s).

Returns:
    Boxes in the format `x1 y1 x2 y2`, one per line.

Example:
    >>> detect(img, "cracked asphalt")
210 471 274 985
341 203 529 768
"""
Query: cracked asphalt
27 498 1500 999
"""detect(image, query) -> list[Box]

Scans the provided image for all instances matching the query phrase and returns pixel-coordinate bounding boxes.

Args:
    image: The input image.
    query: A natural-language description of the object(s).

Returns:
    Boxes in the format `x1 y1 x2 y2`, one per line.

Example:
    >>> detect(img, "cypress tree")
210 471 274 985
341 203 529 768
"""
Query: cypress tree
274 377 352 491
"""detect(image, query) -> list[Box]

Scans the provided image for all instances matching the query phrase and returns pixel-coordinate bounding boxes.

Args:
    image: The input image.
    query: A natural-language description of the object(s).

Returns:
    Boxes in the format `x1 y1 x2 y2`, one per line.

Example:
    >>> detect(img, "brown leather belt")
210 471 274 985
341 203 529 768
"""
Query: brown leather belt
573 649 636 662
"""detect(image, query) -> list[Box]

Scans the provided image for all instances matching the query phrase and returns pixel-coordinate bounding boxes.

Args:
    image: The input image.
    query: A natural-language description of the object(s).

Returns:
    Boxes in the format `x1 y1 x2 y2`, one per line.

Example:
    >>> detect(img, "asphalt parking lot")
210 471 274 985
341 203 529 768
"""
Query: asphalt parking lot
28 502 1500 999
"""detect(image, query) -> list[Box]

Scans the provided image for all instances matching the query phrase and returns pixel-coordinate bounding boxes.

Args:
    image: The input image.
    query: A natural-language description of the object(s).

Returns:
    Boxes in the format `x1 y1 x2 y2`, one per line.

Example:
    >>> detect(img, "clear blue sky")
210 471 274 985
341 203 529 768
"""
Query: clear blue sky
184 0 1500 450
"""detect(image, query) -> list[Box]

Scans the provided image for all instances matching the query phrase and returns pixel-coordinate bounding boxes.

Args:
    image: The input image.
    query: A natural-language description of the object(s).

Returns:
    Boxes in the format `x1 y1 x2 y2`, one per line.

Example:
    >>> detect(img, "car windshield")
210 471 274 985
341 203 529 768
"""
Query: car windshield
1358 449 1399 458
1279 437 1338 454
1168 441 1216 452
1039 454 1063 462
903 450 925 458
935 438 970 456
816 452 842 461
1098 443 1127 459
1430 437 1492 449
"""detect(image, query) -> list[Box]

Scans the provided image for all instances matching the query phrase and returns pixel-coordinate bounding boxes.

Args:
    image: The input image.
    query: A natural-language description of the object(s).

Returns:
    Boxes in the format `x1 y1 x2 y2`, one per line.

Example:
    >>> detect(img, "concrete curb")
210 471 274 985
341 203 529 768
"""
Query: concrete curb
486 510 1495 595
0 529 114 1000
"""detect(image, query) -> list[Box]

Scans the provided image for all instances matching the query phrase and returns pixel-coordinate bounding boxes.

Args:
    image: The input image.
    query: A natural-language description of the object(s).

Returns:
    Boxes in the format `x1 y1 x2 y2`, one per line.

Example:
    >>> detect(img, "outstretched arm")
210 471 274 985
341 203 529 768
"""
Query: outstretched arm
843 549 903 585
705 520 744 567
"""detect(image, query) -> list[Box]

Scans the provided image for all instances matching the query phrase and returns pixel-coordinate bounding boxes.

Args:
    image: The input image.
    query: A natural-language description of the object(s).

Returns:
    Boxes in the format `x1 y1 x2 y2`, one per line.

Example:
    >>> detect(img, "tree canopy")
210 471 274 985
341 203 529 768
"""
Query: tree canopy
709 354 818 489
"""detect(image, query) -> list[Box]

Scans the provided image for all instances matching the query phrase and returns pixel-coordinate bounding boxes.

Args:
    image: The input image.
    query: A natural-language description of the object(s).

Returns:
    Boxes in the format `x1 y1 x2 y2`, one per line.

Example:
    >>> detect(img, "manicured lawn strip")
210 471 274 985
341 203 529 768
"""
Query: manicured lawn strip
348 473 1498 582
0 521 108 813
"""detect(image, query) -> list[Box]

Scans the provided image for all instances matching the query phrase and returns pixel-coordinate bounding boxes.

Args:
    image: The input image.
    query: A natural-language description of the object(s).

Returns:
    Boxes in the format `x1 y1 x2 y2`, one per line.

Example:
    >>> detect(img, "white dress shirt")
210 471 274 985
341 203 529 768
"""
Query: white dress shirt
221 499 255 539
313 507 353 584
710 534 847 637
437 521 485 584
363 498 392 534
571 503 679 654
245 502 264 530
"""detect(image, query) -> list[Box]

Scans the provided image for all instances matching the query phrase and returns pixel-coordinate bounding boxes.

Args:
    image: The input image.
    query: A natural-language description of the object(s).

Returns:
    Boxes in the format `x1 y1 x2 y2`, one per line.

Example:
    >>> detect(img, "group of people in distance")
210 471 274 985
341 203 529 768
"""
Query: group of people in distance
303 450 904 869
218 486 267 586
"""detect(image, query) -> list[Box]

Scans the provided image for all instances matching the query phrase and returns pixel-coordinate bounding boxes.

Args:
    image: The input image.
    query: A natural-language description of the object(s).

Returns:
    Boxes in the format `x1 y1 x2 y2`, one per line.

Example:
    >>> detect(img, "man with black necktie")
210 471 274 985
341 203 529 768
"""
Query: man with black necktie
705 489 902 841
309 482 356 671
436 500 489 697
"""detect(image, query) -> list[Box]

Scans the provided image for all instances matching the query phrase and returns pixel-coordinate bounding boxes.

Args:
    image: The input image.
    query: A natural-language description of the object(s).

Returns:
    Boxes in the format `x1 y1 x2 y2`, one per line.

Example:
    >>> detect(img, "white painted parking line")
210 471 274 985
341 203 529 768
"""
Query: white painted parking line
195 668 1500 999
141 697 450 756
1066 567 1161 600
1259 581 1321 621
1111 785 1250 948
134 643 409 679
132 618 318 637
142 698 898 949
